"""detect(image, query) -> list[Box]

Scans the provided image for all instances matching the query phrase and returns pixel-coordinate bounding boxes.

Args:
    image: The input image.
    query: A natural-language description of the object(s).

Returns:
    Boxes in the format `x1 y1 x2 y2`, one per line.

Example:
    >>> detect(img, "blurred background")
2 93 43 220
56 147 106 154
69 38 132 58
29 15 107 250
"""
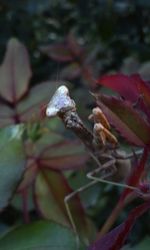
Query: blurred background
0 0 150 85
0 1 150 249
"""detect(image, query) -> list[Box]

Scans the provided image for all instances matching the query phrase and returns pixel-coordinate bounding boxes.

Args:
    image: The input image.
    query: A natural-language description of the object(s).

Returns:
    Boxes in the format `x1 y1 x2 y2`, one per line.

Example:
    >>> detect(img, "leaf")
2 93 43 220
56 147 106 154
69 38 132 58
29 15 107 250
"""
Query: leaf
60 63 81 80
95 94 150 146
97 74 139 103
34 169 71 227
18 81 59 122
41 44 74 62
0 38 31 103
19 131 88 193
18 162 37 191
27 132 88 171
137 79 150 110
34 169 93 244
97 74 150 120
30 132 64 154
0 220 85 250
0 38 60 127
131 237 150 250
0 125 26 210
88 201 150 250
39 141 88 170
0 80 59 127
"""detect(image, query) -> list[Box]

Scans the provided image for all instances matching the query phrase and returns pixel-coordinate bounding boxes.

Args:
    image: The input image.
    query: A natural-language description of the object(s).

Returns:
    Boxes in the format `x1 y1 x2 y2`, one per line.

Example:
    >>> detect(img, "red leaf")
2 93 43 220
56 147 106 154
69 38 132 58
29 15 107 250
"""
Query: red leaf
27 132 88 171
88 201 150 250
119 147 149 202
97 74 139 103
0 38 31 103
95 94 150 146
40 140 88 170
18 161 38 191
97 73 150 120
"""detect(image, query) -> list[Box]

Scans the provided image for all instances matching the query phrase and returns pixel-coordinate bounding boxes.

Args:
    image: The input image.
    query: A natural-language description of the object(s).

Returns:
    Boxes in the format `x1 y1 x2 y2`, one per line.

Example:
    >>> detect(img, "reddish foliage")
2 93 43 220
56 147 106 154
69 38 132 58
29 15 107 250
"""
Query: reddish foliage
0 38 59 127
17 131 90 241
88 201 150 250
95 73 150 146
39 104 47 119
97 73 150 121
95 94 150 146
97 74 139 102
95 72 150 244
19 133 88 190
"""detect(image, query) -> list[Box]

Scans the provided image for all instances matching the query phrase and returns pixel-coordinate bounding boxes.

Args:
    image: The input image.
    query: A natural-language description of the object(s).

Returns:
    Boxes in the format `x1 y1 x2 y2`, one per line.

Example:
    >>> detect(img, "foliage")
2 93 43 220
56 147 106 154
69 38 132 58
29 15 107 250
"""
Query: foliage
0 220 84 250
88 201 150 250
0 1 150 250
0 37 91 249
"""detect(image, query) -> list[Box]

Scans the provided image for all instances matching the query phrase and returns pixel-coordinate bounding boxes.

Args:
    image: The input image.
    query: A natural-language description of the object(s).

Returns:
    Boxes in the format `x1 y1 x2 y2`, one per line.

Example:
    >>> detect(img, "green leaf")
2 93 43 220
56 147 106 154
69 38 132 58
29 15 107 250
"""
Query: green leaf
129 237 150 250
0 38 31 103
34 169 95 245
0 125 26 210
18 81 60 122
0 220 85 250
137 237 150 250
31 132 64 155
34 169 70 227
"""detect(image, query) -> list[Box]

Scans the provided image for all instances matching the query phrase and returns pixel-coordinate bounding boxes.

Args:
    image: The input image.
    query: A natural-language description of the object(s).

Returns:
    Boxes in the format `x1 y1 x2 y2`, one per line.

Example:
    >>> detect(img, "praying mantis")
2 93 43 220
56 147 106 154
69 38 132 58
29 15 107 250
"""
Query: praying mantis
46 85 141 247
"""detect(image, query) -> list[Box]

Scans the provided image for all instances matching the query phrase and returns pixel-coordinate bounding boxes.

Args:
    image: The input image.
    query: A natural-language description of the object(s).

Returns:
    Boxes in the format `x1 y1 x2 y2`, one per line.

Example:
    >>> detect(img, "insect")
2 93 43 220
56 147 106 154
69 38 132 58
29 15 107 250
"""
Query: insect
46 85 140 247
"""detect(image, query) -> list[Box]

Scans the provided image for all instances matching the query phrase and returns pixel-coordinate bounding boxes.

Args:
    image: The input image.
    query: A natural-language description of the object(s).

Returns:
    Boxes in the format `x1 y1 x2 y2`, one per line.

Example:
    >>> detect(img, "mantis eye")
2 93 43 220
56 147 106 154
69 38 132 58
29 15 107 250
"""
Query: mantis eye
46 85 76 117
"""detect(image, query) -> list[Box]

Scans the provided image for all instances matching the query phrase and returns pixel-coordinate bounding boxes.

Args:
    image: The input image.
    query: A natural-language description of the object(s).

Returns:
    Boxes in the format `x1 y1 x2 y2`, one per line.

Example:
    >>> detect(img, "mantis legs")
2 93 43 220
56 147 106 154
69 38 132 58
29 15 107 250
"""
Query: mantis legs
45 85 142 248
64 153 138 248
64 156 114 248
